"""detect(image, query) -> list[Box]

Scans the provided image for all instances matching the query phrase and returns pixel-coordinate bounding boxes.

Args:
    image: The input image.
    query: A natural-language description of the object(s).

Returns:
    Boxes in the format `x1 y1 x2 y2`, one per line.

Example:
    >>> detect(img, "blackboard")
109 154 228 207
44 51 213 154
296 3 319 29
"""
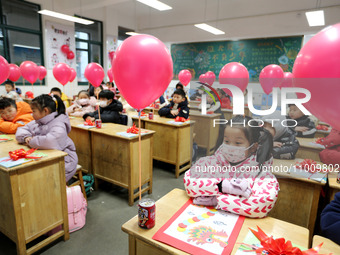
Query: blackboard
171 36 303 82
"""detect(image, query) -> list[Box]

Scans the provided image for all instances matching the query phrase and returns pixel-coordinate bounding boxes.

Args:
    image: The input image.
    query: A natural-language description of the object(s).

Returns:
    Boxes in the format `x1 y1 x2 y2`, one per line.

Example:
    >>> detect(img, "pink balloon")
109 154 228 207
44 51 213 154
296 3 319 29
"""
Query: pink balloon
107 68 114 82
280 72 294 88
53 63 71 86
67 51 75 60
259 64 284 94
20 61 39 85
219 62 249 92
84 63 104 87
199 74 207 84
8 64 21 82
178 70 191 86
112 34 173 109
69 68 77 82
0 56 10 84
205 71 216 86
293 23 340 130
38 66 47 80
61 44 70 54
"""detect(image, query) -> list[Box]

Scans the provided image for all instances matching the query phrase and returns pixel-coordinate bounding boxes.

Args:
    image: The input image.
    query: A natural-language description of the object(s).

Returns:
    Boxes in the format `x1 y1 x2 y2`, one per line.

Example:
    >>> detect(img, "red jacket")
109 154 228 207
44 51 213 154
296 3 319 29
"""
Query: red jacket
319 129 340 165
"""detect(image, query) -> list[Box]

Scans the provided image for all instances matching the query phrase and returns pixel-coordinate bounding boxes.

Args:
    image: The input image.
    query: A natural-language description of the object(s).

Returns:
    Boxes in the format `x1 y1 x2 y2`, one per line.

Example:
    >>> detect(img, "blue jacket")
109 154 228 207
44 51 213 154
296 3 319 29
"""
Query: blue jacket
320 192 340 245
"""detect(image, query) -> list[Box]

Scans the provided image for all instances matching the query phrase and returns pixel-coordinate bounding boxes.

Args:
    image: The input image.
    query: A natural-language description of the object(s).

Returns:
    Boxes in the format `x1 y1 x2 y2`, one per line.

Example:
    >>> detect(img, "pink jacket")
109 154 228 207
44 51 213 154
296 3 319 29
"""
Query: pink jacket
16 112 78 182
319 129 340 165
66 97 96 117
184 147 279 218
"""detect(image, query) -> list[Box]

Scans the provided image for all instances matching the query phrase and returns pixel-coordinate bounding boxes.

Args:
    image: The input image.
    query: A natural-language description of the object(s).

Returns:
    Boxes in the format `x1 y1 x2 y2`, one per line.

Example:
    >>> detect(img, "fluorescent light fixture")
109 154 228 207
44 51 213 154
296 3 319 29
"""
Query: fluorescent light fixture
13 44 40 50
38 10 94 25
126 32 141 36
136 0 172 11
194 23 225 35
305 10 325 27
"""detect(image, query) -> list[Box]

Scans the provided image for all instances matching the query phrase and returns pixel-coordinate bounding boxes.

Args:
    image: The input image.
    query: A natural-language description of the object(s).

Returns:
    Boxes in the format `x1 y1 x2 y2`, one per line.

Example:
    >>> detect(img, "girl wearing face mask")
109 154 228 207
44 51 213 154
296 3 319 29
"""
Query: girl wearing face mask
66 90 96 117
184 115 279 218
83 90 124 124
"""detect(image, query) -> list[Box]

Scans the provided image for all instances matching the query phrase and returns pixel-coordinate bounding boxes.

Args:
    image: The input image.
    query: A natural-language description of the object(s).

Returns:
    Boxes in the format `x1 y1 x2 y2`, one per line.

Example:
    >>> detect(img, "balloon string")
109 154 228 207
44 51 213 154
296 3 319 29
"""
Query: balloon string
138 110 142 201
97 93 101 120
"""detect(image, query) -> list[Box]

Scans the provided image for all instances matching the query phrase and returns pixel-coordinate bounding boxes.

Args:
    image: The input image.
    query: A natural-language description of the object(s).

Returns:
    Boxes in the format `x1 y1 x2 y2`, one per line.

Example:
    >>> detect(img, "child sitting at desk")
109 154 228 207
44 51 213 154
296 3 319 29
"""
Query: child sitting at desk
320 192 340 245
3 80 22 102
0 97 33 134
158 89 189 119
83 90 125 124
184 115 278 218
286 104 316 138
318 129 340 165
16 94 78 182
50 87 70 108
262 112 299 159
66 90 96 117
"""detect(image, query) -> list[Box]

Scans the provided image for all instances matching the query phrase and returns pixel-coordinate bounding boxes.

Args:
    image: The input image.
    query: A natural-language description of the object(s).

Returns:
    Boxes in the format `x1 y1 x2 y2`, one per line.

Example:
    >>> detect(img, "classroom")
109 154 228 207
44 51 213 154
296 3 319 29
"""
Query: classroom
1 0 340 254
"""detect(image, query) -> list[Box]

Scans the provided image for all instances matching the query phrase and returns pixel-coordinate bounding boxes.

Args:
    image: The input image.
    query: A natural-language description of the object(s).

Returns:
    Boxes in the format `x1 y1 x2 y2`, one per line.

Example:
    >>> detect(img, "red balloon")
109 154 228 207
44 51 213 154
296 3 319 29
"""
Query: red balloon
112 34 173 109
20 61 39 85
61 44 70 54
219 62 249 92
280 72 294 88
293 23 340 130
84 63 104 87
199 74 207 84
178 70 191 86
205 71 216 86
0 56 10 84
53 63 71 86
259 64 284 94
69 68 77 82
107 69 114 82
67 51 75 60
38 66 47 80
8 64 21 82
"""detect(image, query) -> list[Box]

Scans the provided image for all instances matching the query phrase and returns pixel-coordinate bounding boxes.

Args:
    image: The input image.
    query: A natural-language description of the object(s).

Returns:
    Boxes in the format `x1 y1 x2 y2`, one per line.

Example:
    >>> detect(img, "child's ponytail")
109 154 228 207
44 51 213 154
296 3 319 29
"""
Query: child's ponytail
256 127 273 166
53 95 65 116
31 94 65 117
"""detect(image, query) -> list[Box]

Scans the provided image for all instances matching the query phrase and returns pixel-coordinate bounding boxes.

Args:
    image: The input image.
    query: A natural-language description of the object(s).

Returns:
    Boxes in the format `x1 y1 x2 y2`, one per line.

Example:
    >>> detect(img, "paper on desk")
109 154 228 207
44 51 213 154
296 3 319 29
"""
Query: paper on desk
167 120 187 125
0 152 47 168
116 131 149 138
308 142 325 149
77 124 95 129
0 135 13 143
288 167 327 183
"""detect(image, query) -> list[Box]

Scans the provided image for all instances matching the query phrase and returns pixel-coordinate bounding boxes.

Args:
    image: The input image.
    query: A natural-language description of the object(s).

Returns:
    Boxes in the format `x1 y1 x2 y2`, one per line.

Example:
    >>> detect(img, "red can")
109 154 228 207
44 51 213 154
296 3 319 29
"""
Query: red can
138 198 155 229
148 112 154 120
95 119 102 128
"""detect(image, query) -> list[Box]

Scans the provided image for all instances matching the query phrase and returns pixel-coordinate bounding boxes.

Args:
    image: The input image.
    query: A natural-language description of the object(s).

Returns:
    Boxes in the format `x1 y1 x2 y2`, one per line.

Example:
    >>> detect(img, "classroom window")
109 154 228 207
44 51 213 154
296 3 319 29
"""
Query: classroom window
75 17 103 85
0 0 43 85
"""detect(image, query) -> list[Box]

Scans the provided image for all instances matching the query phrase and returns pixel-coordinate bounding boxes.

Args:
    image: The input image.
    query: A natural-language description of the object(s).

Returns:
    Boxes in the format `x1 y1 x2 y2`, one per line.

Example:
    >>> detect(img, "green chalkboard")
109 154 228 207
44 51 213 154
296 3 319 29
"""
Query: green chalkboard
171 36 303 82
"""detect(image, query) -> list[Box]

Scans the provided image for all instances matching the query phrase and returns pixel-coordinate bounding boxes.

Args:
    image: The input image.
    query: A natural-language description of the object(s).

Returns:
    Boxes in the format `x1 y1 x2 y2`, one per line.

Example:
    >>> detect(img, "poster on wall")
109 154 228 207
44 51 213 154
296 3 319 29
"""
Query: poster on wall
45 21 76 70
106 35 118 69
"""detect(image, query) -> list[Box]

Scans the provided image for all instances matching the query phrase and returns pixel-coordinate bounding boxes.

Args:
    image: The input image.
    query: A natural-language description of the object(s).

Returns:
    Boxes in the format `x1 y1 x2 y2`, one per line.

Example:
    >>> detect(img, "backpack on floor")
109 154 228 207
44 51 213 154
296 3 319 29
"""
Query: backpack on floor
67 185 87 233
83 174 94 196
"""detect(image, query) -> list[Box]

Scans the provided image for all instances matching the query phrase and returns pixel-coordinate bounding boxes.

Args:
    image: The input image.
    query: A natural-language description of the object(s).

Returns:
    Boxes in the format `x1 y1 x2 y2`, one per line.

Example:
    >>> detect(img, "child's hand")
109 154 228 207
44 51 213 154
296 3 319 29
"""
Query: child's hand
86 116 95 122
273 142 283 147
25 137 33 144
170 109 179 116
74 108 82 112
295 126 309 132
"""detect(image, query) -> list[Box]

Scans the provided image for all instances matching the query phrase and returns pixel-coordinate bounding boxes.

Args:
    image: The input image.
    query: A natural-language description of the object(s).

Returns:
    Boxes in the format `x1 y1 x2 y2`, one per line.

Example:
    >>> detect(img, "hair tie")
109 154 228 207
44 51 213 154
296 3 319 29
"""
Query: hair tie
51 94 58 109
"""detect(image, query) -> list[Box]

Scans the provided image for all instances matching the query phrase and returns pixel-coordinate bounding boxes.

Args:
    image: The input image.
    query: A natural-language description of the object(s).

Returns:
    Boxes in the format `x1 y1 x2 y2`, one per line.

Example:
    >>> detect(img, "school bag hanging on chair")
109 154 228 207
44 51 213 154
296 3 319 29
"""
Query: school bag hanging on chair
67 185 87 233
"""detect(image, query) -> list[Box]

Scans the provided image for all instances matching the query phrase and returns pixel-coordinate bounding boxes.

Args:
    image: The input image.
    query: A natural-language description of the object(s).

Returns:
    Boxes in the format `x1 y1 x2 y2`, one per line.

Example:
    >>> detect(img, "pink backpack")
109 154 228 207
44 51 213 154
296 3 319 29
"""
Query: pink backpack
67 186 87 233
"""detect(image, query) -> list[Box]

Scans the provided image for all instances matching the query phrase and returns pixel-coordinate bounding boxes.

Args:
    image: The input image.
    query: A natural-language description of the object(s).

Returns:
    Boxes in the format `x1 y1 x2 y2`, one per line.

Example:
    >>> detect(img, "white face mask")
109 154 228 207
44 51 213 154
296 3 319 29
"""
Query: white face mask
78 99 89 106
99 100 108 108
220 143 254 163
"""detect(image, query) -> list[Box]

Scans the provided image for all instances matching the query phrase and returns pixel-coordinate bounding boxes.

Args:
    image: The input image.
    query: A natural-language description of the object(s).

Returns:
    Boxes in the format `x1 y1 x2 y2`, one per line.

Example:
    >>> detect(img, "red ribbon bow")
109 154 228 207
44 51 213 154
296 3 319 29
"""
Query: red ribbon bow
294 159 325 173
175 116 189 122
316 125 329 131
84 119 95 126
127 123 139 134
246 226 330 255
8 148 41 161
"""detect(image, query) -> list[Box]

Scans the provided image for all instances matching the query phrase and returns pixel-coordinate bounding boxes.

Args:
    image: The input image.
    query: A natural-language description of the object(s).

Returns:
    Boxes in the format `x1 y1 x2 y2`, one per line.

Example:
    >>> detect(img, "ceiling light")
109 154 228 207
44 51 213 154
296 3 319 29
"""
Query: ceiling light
38 10 94 25
126 32 141 36
194 23 225 35
305 10 325 27
136 0 172 11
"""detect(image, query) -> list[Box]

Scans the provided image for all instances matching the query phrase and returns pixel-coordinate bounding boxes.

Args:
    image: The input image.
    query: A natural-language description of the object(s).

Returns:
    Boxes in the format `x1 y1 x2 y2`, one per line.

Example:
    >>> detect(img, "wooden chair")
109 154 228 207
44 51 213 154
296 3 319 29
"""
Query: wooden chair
68 165 87 201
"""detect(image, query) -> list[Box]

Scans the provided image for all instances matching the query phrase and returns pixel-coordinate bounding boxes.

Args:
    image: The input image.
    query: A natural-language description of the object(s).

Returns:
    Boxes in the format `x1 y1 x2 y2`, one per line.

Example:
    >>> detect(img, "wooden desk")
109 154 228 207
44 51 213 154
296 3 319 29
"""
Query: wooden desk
131 115 194 178
269 159 326 243
90 123 155 206
222 108 233 120
313 235 340 254
190 110 221 156
122 188 309 255
69 118 93 174
0 140 69 255
143 107 159 115
328 171 340 202
296 137 323 162
189 100 201 108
